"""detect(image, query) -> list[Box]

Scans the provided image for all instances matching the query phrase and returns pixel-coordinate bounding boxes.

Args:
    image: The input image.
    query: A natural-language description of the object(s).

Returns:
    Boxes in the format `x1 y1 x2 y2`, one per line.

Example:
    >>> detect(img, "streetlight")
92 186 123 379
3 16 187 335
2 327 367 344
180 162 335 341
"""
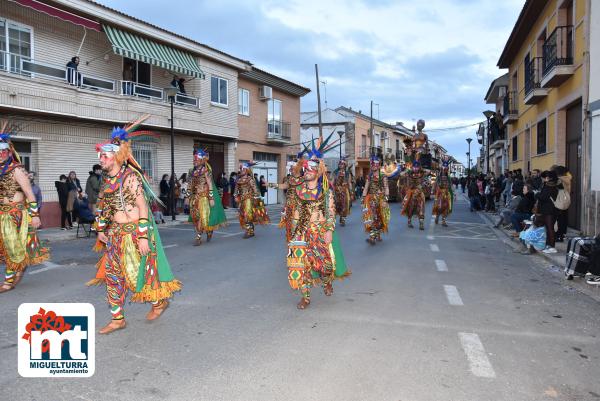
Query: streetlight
483 110 495 175
164 86 178 221
337 130 344 159
466 138 472 175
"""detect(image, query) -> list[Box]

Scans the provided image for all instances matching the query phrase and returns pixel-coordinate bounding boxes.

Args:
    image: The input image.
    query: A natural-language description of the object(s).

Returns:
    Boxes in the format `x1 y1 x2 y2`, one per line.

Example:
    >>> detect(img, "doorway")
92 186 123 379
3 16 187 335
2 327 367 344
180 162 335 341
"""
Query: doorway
566 101 582 229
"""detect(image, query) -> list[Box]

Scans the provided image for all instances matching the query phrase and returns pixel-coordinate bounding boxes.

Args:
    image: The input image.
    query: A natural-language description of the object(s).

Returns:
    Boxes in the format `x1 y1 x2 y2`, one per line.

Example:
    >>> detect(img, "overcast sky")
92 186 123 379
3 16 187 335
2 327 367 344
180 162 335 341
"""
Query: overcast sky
98 0 524 165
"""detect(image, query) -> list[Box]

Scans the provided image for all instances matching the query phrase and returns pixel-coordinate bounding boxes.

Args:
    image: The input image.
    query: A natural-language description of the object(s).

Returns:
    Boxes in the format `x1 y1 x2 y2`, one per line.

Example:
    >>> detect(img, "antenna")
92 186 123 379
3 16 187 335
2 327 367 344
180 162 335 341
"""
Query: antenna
320 80 327 109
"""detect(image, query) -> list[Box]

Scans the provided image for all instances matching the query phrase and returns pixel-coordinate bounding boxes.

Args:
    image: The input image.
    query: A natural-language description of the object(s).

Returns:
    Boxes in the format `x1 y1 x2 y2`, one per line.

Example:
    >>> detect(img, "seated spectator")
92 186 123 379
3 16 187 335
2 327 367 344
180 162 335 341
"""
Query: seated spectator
151 200 165 224
494 188 522 228
518 214 547 255
510 184 535 235
73 197 94 224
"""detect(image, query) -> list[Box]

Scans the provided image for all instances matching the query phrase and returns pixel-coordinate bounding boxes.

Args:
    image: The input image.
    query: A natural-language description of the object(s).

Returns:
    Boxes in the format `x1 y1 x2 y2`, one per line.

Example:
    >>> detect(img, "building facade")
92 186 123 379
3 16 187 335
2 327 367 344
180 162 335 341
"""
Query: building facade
483 73 510 176
497 0 588 230
237 67 310 204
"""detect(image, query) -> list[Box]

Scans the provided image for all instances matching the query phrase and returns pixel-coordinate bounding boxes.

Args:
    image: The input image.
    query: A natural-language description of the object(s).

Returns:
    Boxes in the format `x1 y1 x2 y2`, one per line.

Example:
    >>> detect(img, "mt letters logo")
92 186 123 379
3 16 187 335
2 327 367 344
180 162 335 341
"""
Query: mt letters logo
18 303 95 377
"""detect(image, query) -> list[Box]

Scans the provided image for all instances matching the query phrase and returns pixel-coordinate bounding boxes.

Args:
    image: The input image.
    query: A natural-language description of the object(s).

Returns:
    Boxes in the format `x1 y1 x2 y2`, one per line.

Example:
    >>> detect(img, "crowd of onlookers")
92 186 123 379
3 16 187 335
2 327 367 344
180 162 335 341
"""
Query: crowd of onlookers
459 167 600 285
53 166 99 230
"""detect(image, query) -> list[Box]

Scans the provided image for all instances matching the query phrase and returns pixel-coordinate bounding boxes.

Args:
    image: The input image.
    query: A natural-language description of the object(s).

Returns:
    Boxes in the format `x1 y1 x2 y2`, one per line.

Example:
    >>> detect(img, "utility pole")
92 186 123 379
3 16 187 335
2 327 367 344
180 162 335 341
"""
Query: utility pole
370 100 374 156
315 64 323 140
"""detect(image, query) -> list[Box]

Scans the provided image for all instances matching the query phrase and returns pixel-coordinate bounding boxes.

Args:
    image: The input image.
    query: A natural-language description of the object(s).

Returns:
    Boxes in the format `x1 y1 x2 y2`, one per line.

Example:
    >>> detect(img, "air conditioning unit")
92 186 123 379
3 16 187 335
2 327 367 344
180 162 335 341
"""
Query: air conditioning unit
260 85 272 100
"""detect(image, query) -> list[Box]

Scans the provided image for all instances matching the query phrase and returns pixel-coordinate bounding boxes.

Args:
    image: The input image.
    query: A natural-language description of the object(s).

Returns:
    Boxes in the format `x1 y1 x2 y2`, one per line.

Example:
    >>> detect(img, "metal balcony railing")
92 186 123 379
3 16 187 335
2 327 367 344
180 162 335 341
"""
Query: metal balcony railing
358 145 383 158
267 120 291 141
524 56 544 95
542 25 573 76
0 50 200 108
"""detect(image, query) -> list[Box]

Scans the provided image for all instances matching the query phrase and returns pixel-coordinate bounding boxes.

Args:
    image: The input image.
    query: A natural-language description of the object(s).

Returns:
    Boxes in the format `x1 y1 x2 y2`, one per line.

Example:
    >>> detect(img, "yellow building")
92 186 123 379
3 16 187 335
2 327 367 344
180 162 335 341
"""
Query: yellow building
497 0 588 230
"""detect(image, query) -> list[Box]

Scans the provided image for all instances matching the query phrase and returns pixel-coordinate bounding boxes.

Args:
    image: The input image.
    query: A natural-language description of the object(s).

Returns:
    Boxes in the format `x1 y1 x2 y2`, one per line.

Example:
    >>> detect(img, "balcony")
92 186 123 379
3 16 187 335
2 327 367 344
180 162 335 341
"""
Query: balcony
0 51 221 136
524 57 548 104
489 123 506 150
541 25 574 88
266 120 291 143
502 91 518 124
357 145 383 160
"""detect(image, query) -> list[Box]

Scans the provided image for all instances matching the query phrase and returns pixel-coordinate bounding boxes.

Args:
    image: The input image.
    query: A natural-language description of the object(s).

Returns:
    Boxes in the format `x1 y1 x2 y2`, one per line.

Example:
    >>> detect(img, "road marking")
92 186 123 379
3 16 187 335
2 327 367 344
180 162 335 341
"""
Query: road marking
163 244 178 249
443 285 463 305
215 231 244 238
427 235 435 240
430 244 440 252
29 261 61 275
458 332 496 378
435 259 448 272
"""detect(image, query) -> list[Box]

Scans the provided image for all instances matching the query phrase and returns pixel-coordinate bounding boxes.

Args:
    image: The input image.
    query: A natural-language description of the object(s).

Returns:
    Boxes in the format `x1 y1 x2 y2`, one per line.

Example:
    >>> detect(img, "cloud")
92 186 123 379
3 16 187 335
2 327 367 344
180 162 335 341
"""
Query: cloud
96 0 522 165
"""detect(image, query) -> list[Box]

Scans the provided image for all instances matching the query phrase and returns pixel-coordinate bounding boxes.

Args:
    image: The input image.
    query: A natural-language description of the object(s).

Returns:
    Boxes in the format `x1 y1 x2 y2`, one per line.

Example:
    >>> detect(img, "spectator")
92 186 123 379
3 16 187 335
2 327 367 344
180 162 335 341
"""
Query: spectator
459 176 467 193
55 174 72 230
502 171 513 204
28 172 43 210
477 174 486 210
495 188 522 228
229 172 238 208
485 177 497 212
159 174 171 215
66 171 82 224
85 164 102 214
73 197 94 224
66 56 80 86
253 173 260 190
518 214 547 254
178 78 186 94
122 63 134 95
511 184 535 235
551 165 572 242
564 236 600 281
151 200 166 224
531 169 542 192
536 170 559 254
178 173 188 214
259 175 268 198
468 177 482 212
218 172 229 209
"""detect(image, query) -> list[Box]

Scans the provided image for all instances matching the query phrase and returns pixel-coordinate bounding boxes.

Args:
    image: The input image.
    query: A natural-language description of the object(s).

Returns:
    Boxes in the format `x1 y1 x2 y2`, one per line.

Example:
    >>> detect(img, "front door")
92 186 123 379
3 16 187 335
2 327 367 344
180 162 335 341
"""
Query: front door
566 101 582 230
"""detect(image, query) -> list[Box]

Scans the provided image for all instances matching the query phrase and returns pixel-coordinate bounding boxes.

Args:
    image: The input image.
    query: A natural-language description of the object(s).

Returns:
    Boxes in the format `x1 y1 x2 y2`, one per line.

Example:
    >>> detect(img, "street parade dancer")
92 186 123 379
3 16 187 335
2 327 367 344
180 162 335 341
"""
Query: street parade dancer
432 158 453 226
333 157 352 226
279 135 350 309
0 121 49 293
88 116 181 334
362 155 390 245
400 119 432 231
188 148 227 245
234 161 270 238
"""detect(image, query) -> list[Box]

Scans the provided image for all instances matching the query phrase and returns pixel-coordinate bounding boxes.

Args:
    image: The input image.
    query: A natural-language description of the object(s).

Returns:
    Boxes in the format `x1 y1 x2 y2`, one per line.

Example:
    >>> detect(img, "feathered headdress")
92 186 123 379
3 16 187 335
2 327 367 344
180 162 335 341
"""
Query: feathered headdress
370 154 381 167
194 148 209 160
302 132 339 176
96 115 157 169
239 161 257 172
0 120 21 163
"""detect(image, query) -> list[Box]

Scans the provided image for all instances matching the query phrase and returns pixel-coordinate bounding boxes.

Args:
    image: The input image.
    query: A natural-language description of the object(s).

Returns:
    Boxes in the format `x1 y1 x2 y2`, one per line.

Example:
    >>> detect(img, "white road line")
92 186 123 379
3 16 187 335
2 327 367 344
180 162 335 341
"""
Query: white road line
458 332 496 378
443 285 463 306
163 244 178 249
435 259 448 272
427 235 435 240
29 261 61 275
429 243 440 252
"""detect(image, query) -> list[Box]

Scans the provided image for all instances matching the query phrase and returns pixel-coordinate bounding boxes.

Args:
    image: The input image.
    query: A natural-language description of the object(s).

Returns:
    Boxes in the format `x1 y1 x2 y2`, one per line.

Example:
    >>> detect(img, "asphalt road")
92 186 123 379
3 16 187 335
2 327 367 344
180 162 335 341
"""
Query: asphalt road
2 195 600 401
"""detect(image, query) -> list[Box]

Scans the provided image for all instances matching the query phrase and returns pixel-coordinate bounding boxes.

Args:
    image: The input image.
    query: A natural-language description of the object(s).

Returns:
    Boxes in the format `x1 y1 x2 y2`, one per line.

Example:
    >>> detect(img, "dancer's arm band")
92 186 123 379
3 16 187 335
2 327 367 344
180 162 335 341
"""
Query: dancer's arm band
27 201 40 217
136 218 149 239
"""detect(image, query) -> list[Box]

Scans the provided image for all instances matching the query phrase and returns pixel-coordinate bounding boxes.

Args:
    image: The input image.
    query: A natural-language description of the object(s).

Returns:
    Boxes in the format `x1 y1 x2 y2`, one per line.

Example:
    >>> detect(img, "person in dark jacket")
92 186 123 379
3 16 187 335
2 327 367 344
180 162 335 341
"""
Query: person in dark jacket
535 170 559 253
467 177 482 212
229 172 238 208
159 174 171 215
66 56 80 86
55 174 72 229
511 184 535 234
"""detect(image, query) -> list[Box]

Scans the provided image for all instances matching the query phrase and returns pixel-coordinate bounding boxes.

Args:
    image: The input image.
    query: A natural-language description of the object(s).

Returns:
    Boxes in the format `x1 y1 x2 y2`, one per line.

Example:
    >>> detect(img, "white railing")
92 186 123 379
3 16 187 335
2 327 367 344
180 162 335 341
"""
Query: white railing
1 51 199 108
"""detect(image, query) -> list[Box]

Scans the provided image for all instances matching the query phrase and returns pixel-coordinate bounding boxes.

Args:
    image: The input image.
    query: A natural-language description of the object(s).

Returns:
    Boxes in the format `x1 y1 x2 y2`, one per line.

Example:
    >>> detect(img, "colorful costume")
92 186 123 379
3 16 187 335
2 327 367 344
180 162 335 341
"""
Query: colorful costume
401 163 427 230
282 135 350 308
432 159 453 226
333 158 351 226
188 149 226 245
234 162 270 238
362 156 390 244
0 122 48 293
89 117 181 331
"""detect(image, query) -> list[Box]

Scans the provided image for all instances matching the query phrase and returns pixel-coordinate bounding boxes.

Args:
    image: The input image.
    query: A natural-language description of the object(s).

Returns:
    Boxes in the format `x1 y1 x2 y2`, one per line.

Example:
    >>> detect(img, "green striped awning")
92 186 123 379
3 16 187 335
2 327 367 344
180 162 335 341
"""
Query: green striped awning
103 25 205 79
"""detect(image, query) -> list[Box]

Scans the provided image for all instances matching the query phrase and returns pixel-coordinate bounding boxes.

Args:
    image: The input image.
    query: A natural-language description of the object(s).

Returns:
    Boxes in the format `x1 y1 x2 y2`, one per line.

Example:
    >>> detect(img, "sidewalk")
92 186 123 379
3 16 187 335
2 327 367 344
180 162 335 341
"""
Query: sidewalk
38 204 283 243
471 194 600 301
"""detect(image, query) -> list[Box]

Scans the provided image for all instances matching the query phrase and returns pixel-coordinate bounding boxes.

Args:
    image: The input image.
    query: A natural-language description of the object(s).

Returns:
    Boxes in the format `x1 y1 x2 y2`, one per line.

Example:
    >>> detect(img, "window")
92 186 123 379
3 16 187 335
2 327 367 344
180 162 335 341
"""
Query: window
267 99 282 134
536 119 547 154
211 76 228 105
253 152 277 162
238 88 249 115
132 143 157 180
0 18 32 73
512 135 518 161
